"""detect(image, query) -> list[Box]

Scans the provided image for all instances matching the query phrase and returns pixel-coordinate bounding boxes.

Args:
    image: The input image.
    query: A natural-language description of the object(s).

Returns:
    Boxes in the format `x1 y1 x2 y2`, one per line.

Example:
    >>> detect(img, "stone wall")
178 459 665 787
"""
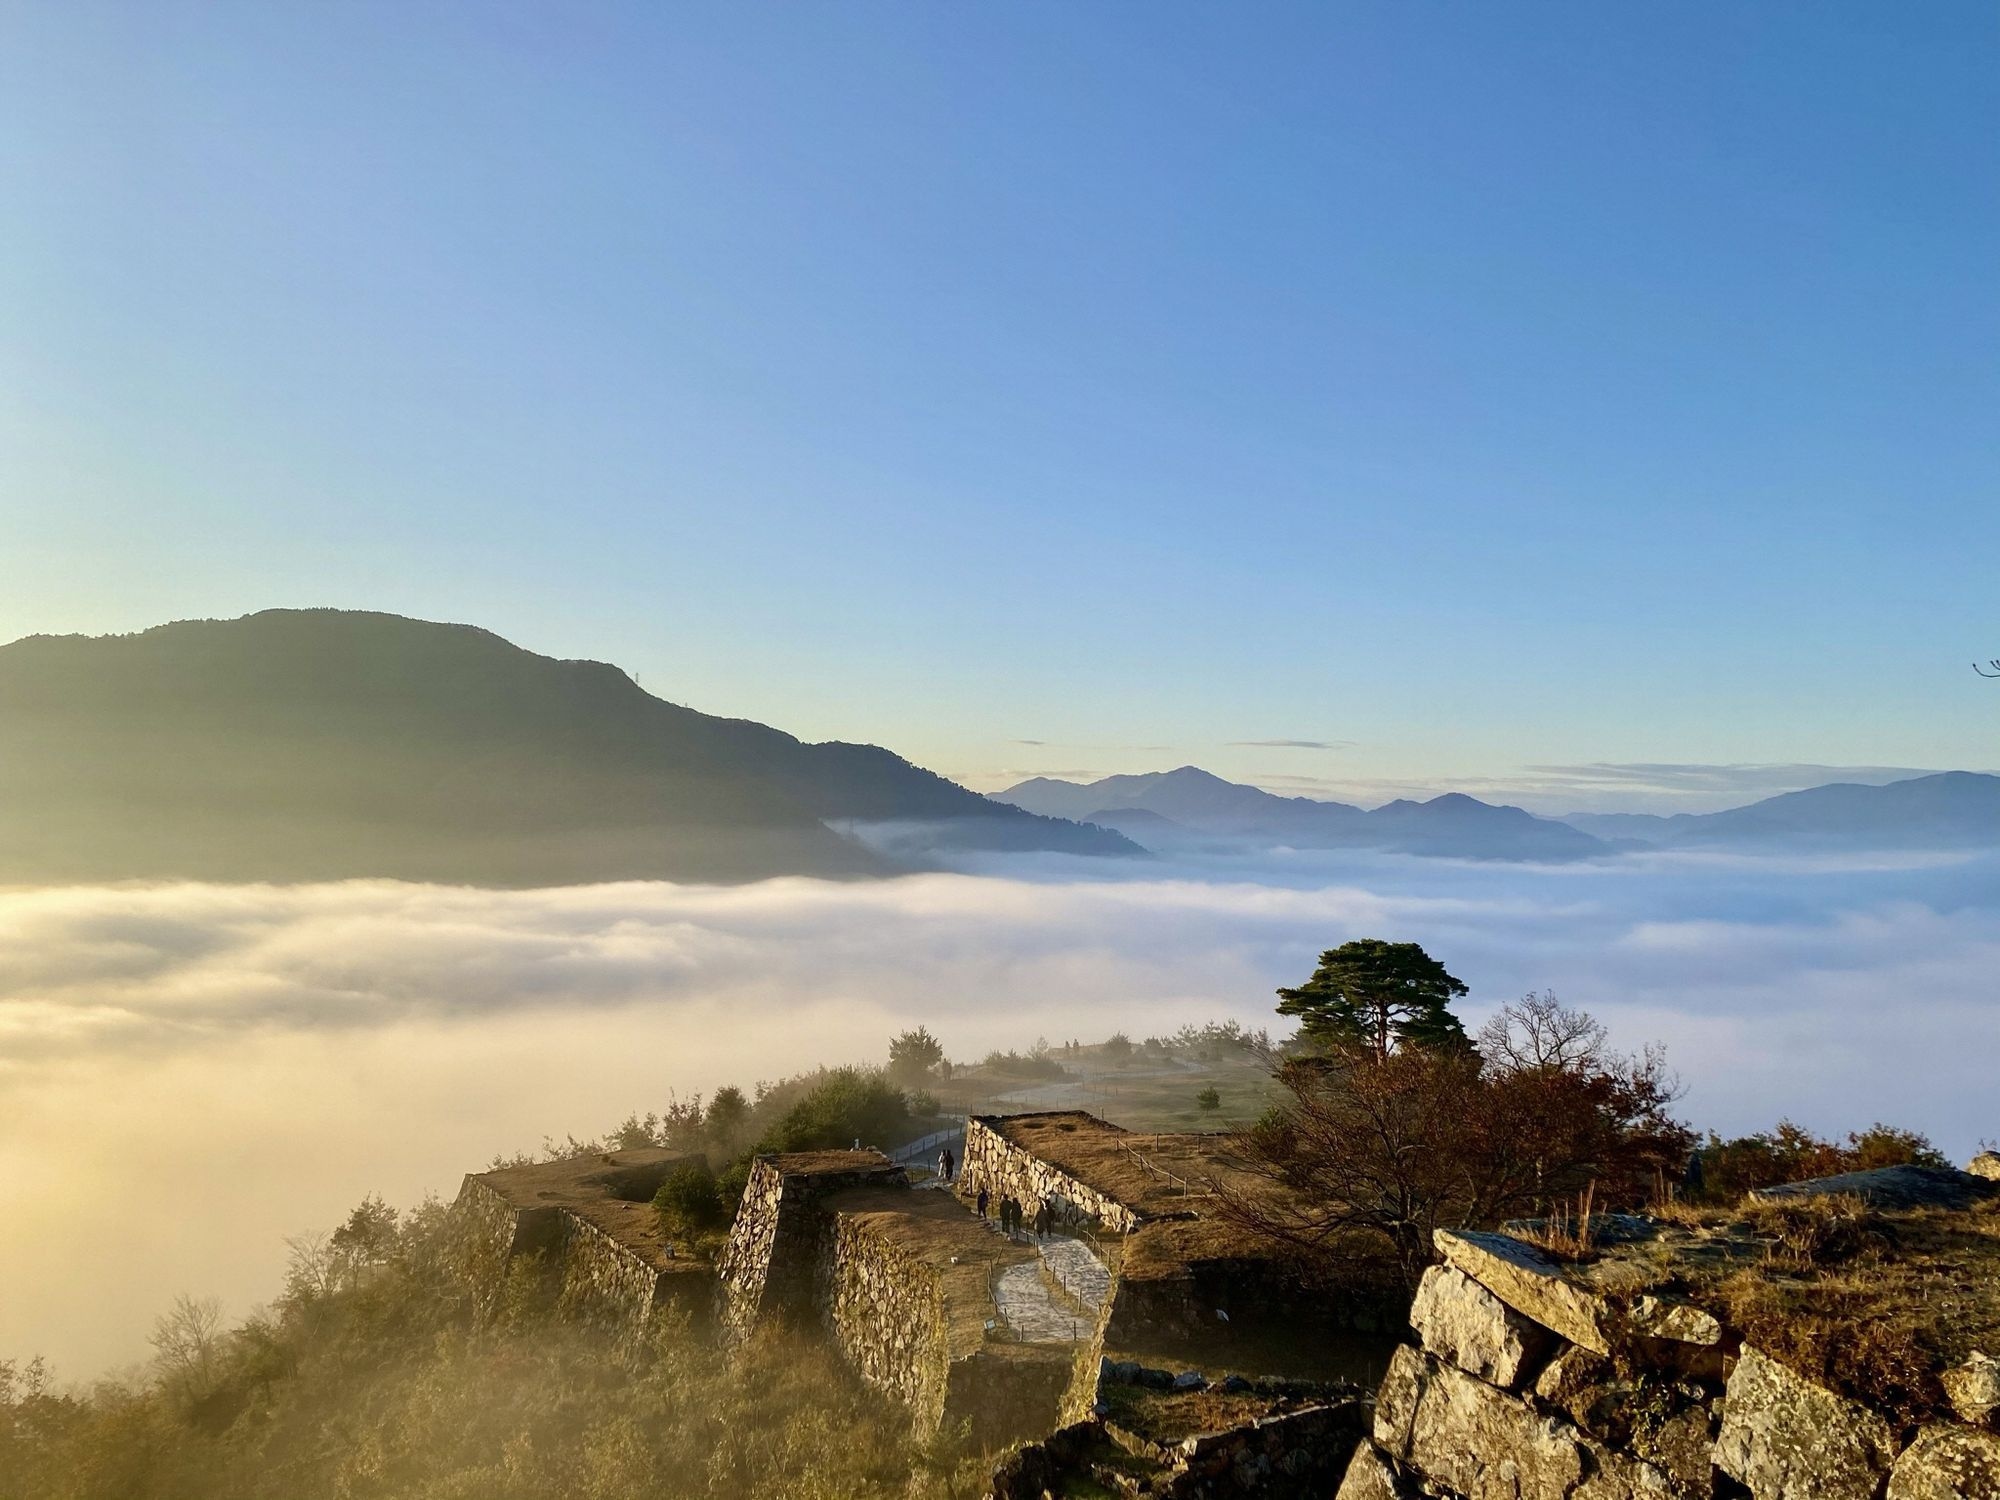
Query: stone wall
455 1175 564 1313
960 1115 1144 1234
821 1208 952 1421
1335 1226 2000 1500
717 1150 1072 1448
715 1151 906 1342
555 1209 713 1334
452 1173 708 1342
815 1188 1072 1449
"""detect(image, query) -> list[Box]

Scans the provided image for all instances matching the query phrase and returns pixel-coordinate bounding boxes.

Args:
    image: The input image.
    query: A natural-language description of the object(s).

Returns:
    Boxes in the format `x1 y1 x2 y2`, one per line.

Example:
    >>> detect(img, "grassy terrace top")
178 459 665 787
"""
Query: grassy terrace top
983 1110 1271 1220
765 1149 903 1180
826 1186 1053 1359
472 1147 710 1273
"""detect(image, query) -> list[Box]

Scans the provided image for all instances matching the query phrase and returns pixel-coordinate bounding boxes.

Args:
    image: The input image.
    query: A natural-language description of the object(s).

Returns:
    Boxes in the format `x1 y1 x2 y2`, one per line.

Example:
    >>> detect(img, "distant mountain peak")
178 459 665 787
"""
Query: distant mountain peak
995 766 1602 862
0 609 1139 885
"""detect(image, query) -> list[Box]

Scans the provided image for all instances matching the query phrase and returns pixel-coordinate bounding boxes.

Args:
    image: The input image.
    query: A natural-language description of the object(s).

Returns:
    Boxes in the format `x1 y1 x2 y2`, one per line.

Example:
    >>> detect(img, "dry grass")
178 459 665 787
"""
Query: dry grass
1704 1202 2000 1430
1741 1193 1895 1270
1097 1383 1286 1446
1513 1185 1602 1262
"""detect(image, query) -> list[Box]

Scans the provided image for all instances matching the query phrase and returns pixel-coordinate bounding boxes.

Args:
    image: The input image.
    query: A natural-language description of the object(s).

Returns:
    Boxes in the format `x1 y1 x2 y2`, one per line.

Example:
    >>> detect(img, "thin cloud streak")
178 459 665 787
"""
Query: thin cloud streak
1227 739 1357 751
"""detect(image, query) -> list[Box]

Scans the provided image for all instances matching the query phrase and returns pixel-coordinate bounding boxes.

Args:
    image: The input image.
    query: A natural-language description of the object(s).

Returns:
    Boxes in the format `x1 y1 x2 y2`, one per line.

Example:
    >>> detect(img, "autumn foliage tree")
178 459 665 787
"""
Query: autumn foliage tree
1230 987 1690 1289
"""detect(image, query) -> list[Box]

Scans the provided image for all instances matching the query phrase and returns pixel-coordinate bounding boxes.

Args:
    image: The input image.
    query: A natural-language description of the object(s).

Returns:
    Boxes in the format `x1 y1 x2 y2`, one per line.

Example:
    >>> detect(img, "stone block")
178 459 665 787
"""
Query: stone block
1412 1263 1558 1389
1944 1353 2000 1429
1886 1425 2000 1500
1436 1230 1616 1354
1335 1439 1415 1500
1375 1344 1674 1500
1713 1346 1897 1500
1533 1348 1717 1500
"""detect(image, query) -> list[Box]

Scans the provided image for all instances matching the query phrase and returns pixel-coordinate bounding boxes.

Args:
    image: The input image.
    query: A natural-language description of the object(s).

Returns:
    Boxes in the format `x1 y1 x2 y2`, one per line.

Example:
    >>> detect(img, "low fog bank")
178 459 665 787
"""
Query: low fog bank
4 850 1997 1376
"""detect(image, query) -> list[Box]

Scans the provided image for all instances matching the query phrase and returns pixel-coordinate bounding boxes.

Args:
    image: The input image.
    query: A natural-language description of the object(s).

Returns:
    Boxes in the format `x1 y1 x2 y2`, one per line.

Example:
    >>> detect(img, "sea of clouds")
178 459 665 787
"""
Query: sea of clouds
3 847 1997 1376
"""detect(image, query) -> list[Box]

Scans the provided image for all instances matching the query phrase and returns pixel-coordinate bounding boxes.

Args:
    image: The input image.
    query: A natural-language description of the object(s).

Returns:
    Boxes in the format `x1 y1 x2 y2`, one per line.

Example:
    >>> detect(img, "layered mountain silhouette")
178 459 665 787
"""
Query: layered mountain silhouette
995 767 1608 862
1001 764 2000 862
0 610 1135 886
1559 771 2000 851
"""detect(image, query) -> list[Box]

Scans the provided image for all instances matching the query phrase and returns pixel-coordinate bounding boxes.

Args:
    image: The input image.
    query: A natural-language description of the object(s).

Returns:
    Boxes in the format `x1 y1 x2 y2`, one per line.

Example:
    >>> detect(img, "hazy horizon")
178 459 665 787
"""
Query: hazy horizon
7 844 1998 1377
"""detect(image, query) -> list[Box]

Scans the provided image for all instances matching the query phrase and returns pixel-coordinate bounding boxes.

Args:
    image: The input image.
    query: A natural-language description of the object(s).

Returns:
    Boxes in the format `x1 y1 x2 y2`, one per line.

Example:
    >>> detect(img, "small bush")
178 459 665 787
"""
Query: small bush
1195 1086 1221 1112
1695 1119 1946 1200
653 1162 725 1244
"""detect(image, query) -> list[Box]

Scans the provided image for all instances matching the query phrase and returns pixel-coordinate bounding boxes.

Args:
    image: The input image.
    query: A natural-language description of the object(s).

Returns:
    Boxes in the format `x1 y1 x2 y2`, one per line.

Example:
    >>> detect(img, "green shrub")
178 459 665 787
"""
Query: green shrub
1195 1086 1221 1112
756 1067 913 1154
653 1162 724 1242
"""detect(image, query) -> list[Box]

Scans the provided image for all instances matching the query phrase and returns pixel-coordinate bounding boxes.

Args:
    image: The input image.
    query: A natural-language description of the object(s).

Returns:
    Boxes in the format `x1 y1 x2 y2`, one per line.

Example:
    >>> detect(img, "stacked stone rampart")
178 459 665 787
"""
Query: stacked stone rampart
1336 1223 2000 1500
717 1150 1073 1447
452 1149 714 1343
715 1150 906 1341
961 1115 1145 1233
554 1209 712 1333
822 1205 953 1418
821 1201 1072 1447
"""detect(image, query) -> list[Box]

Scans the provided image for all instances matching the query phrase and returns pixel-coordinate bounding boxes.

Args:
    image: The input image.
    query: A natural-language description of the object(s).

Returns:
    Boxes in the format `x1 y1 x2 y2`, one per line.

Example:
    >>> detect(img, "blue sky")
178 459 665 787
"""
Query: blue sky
3 2 1995 810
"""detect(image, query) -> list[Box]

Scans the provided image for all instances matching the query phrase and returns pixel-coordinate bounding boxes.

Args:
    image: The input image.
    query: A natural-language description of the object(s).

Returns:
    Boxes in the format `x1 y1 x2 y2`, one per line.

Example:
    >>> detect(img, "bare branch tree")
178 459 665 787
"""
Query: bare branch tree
149 1293 225 1403
1478 991 1606 1072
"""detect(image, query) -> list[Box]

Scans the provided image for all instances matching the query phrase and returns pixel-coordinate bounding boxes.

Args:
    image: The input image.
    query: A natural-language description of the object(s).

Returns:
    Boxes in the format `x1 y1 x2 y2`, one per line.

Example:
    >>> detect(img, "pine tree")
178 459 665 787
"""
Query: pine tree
1276 939 1471 1062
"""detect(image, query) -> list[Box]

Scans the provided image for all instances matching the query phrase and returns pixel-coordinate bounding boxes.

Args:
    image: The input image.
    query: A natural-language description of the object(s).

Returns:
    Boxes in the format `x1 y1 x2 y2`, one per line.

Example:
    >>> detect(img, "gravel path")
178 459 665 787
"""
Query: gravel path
1036 1234 1111 1313
993 1259 1092 1343
988 1229 1111 1342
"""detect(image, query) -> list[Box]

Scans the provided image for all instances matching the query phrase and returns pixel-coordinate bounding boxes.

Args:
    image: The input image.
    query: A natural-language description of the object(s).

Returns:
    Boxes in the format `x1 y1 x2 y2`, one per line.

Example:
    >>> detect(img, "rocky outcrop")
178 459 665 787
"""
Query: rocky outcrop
1371 1343 1671 1500
1944 1353 2000 1429
1750 1164 2000 1213
1411 1263 1556 1390
1713 1347 1896 1500
1338 1221 2000 1500
1887 1426 2000 1500
1434 1231 1621 1355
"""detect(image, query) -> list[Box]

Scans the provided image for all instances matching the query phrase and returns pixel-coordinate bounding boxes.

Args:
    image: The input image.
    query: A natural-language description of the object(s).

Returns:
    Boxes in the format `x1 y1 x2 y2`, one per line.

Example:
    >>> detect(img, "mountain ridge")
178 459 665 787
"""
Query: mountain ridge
1560 770 2000 850
0 609 1136 886
998 765 2000 860
996 767 1605 862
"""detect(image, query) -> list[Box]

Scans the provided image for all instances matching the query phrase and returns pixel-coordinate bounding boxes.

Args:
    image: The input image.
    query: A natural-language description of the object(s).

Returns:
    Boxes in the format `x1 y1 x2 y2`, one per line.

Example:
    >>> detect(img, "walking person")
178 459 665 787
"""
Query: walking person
1034 1201 1052 1238
976 1185 990 1221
